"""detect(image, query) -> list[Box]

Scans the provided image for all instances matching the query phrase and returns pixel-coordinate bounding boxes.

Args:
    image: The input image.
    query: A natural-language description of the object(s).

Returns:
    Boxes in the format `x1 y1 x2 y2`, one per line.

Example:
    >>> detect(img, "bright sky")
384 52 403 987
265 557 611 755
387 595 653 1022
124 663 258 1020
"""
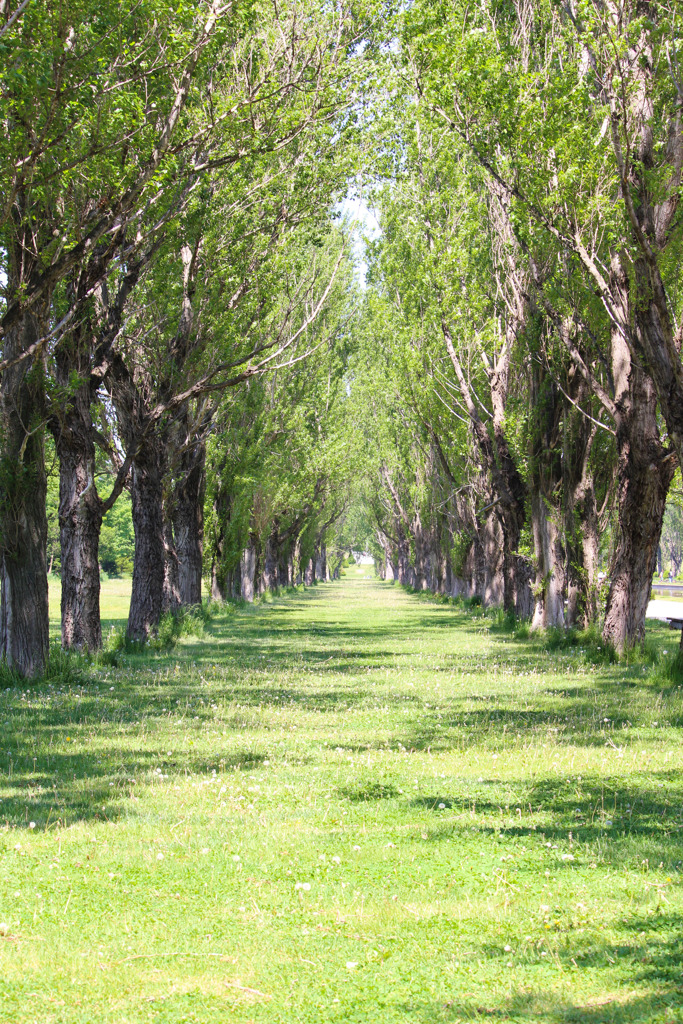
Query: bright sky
337 196 381 288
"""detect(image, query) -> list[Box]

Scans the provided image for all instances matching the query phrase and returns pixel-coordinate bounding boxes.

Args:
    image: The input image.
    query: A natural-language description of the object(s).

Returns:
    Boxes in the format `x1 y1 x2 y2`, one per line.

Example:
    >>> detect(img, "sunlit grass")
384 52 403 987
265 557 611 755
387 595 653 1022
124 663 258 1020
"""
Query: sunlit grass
1 566 682 1023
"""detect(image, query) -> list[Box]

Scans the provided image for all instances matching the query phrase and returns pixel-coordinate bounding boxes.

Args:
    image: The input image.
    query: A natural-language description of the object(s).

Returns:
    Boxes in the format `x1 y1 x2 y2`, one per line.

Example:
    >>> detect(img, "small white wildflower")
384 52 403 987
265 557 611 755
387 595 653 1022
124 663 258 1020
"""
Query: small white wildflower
352 845 361 851
346 961 359 969
438 803 446 809
540 904 550 913
29 822 35 830
232 854 240 862
0 923 9 936
156 852 164 861
201 848 209 855
332 856 341 864
561 853 575 862
504 944 512 952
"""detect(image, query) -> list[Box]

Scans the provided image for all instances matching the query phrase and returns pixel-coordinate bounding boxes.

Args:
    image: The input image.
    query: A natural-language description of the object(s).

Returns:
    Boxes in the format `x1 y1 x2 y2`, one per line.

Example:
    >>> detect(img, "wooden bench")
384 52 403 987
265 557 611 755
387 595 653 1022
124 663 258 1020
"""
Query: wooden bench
666 617 683 630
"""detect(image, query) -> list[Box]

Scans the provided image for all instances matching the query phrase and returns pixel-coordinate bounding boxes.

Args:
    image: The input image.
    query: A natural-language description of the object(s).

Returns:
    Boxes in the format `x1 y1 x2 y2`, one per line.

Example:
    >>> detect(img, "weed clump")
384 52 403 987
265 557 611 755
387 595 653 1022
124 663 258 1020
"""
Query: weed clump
541 624 617 664
649 647 683 687
150 602 214 651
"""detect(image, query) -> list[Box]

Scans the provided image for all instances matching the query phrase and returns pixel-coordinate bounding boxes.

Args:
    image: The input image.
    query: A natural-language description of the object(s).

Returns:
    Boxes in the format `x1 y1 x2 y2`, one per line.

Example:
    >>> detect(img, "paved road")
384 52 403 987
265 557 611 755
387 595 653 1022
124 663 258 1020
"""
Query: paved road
646 598 683 622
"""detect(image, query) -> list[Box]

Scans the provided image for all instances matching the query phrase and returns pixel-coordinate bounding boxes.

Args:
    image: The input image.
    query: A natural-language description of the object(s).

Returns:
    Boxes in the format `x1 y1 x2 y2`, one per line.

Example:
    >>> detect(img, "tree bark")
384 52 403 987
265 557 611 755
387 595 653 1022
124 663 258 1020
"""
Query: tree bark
0 308 50 676
602 333 674 651
128 451 166 641
564 409 601 628
315 541 327 582
240 542 257 602
162 510 181 614
264 528 279 591
53 406 104 649
529 360 565 630
171 439 205 606
530 492 565 630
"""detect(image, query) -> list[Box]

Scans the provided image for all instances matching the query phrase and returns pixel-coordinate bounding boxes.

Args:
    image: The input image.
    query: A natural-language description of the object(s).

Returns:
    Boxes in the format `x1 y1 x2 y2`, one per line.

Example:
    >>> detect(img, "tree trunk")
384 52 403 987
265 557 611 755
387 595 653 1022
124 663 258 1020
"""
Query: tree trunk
211 560 226 601
528 359 565 630
128 452 166 641
481 512 504 606
277 542 291 589
566 465 601 628
304 557 314 586
514 556 534 620
162 511 181 614
171 439 205 607
396 528 411 585
0 310 49 676
240 542 257 602
530 491 565 630
293 538 302 585
53 413 104 649
264 528 279 591
603 346 674 652
209 480 229 601
413 523 427 590
314 542 327 582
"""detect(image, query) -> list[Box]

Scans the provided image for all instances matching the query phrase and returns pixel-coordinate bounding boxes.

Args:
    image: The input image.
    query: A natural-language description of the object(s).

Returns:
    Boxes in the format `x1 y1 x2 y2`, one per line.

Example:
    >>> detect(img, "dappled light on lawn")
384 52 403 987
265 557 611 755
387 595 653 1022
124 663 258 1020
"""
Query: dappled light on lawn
1 571 682 1022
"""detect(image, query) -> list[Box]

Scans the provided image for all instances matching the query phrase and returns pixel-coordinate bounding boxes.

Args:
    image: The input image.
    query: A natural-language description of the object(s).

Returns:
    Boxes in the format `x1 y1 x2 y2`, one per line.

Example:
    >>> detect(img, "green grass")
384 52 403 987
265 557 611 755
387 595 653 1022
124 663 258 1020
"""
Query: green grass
2 566 683 1023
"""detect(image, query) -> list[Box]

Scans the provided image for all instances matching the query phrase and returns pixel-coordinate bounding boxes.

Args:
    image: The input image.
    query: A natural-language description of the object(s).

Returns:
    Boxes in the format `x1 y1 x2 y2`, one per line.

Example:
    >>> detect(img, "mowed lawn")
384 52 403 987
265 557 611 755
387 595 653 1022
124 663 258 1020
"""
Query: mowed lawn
1 568 683 1024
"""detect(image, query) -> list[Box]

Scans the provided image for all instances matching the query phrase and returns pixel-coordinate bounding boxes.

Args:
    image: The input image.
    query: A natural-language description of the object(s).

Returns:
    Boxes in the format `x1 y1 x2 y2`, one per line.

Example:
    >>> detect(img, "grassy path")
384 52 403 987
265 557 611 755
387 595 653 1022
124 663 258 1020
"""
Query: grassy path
1 568 682 1023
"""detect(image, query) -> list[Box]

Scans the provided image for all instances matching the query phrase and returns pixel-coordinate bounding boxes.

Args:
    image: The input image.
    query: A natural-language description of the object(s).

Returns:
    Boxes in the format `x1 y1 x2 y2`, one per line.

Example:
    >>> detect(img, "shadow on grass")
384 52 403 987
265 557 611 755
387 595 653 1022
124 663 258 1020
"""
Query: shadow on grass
0 743 266 828
353 916 683 1022
407 772 683 869
3 582 683 843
